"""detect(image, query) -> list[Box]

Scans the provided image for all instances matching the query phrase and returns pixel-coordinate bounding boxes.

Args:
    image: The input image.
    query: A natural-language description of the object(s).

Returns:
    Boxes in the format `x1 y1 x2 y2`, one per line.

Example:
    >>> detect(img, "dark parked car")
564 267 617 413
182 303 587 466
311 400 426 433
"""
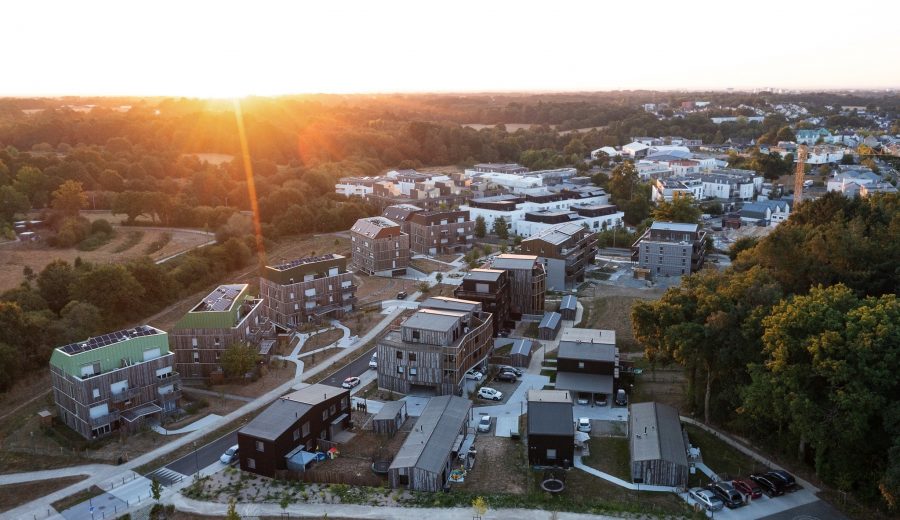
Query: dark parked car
396 291 407 300
766 470 798 491
495 371 516 383
711 482 745 508
750 473 784 497
732 478 763 500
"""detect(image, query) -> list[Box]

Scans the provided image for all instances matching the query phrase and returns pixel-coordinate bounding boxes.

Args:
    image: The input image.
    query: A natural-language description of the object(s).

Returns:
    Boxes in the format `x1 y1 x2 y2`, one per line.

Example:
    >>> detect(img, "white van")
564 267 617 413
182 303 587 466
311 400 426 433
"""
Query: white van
369 352 378 369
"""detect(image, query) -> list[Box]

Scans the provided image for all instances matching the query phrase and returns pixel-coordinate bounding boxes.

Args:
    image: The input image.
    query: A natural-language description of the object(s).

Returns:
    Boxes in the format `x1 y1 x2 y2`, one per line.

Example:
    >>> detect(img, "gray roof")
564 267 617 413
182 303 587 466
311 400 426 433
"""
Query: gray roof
402 310 463 333
491 254 538 270
560 295 577 311
539 312 561 330
389 395 471 474
630 402 688 466
650 221 698 233
464 269 504 282
510 338 534 357
527 401 575 437
522 222 586 246
373 400 406 421
239 398 311 442
420 297 481 314
554 372 614 394
350 217 401 238
558 341 616 362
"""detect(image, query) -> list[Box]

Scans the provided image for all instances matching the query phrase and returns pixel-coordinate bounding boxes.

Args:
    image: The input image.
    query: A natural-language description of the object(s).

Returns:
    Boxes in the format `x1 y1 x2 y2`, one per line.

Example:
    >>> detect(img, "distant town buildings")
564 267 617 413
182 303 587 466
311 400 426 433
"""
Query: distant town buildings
260 254 356 328
350 217 410 276
50 326 180 440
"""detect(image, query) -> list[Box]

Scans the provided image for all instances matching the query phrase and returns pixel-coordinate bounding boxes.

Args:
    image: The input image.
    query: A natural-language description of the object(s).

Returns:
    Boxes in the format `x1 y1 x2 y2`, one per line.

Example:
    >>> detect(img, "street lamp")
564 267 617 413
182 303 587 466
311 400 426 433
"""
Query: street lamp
193 441 199 477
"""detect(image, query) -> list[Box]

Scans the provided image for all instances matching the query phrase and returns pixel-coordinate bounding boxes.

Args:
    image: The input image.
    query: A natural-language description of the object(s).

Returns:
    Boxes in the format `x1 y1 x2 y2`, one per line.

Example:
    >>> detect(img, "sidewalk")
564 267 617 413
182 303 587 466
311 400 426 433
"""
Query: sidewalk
0 464 115 485
151 413 223 435
574 455 678 493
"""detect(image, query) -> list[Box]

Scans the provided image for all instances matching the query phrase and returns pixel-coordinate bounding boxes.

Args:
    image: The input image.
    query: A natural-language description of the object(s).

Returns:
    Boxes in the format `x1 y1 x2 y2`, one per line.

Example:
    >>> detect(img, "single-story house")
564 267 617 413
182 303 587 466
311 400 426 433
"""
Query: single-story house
373 400 408 437
538 312 562 340
388 395 472 492
559 295 577 321
509 338 537 368
629 402 689 487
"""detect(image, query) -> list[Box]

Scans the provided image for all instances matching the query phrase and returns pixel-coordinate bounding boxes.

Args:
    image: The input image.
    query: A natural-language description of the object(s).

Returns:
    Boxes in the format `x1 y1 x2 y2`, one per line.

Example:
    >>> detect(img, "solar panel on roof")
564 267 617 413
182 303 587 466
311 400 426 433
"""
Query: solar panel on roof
58 325 161 355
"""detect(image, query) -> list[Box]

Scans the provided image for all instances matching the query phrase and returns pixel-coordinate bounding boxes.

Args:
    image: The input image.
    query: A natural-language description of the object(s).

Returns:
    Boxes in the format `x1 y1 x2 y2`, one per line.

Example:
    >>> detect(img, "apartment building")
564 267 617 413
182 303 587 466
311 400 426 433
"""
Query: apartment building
376 302 493 396
350 217 410 276
489 254 546 318
408 209 474 255
260 254 356 327
335 176 378 197
460 189 613 237
169 284 270 380
50 325 180 440
453 268 510 335
382 204 424 234
632 221 707 278
519 222 598 291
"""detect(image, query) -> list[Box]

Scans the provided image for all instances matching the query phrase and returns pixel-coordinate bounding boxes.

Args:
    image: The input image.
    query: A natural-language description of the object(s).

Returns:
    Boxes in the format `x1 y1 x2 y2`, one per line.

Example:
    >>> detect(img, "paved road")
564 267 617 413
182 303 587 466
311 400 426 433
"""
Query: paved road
759 499 849 520
321 346 377 388
164 430 238 476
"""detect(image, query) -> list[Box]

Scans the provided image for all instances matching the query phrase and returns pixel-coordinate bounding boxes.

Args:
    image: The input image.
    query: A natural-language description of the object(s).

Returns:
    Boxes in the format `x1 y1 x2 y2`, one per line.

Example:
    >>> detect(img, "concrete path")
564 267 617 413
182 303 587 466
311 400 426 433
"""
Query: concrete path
0 464 115 485
179 386 254 402
574 455 678 492
170 494 623 520
151 413 223 435
472 373 550 437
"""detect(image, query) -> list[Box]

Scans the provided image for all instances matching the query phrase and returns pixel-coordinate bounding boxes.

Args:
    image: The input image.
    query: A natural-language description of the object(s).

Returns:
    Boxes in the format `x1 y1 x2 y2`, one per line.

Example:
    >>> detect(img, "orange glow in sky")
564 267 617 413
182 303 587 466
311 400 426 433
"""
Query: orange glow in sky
4 0 900 97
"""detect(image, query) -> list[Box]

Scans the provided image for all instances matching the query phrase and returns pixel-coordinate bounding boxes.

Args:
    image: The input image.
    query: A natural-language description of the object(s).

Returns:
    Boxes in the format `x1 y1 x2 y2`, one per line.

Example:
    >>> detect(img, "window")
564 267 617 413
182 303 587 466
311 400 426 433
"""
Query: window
215 352 221 360
247 458 256 469
322 410 328 421
409 353 417 362
409 367 417 376
547 448 557 460
92 388 100 399
396 351 403 360
214 337 220 346
578 361 585 369
397 366 405 374
412 330 420 340
293 429 300 441
191 338 198 348
255 441 265 452
302 422 310 436
193 352 199 363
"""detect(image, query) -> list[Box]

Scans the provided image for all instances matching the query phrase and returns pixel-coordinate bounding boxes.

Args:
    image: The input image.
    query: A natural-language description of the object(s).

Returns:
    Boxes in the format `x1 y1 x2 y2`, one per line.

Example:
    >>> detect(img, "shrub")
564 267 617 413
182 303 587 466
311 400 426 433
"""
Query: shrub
91 218 114 235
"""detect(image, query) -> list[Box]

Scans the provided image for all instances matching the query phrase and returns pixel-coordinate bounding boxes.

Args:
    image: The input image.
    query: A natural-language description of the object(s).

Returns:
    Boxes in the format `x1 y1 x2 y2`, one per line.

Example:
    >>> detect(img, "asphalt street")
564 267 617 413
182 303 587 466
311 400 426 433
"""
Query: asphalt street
320 345 377 388
759 499 849 520
164 430 238 476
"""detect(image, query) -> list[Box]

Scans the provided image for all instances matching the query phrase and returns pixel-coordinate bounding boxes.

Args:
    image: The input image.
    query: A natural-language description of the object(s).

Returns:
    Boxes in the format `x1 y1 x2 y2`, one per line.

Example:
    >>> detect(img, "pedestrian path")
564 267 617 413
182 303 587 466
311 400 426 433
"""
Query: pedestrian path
574 455 678 492
0 464 115 485
151 413 223 435
180 386 253 402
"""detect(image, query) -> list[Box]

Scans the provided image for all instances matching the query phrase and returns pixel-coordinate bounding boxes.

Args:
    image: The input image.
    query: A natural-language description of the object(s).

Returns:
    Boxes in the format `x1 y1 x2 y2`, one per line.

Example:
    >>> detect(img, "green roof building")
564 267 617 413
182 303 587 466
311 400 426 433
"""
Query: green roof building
50 325 180 440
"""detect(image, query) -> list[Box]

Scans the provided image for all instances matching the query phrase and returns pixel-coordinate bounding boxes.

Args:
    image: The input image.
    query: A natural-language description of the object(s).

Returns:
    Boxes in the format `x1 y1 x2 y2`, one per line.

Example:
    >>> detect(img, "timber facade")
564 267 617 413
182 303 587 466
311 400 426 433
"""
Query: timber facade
408 209 474 255
50 326 180 440
489 254 546 318
260 254 357 327
350 217 410 276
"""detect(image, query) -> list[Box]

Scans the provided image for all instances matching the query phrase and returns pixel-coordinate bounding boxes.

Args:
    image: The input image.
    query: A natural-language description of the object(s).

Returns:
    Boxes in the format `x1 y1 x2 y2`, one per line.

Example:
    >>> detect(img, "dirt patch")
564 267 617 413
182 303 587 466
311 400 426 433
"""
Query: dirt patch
409 258 451 274
632 367 688 411
579 285 665 354
0 224 211 292
300 329 344 355
416 283 457 300
344 308 383 338
354 274 418 306
0 475 87 513
455 435 527 494
199 362 295 400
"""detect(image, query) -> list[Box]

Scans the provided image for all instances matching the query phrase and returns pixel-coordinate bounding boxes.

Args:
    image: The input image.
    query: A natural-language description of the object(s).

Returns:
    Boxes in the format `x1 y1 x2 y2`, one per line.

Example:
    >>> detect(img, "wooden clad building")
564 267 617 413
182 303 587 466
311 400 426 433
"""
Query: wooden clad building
629 402 689 487
350 217 410 276
372 400 408 436
259 254 357 327
453 268 510 335
489 254 546 319
527 390 574 467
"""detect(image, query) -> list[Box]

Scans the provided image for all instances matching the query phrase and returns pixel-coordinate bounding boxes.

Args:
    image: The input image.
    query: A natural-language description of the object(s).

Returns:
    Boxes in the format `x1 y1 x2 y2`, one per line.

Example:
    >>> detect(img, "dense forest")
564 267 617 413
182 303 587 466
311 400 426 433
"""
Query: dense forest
632 193 900 512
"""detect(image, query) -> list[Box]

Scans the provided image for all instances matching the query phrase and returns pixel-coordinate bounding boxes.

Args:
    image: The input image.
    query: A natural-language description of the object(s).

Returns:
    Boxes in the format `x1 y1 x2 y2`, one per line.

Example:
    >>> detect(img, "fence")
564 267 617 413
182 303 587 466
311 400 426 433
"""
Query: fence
275 468 384 487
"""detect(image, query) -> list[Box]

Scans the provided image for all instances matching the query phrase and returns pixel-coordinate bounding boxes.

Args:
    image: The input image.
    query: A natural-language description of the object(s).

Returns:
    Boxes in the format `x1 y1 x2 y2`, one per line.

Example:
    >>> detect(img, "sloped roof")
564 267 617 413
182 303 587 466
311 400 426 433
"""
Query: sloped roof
560 295 577 311
389 396 471 474
528 401 575 437
539 312 561 330
629 402 688 466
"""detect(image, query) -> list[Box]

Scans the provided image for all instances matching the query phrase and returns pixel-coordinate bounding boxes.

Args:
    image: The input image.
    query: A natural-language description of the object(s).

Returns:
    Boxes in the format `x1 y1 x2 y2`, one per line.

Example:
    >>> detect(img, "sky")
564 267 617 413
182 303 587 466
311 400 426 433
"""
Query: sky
3 0 899 97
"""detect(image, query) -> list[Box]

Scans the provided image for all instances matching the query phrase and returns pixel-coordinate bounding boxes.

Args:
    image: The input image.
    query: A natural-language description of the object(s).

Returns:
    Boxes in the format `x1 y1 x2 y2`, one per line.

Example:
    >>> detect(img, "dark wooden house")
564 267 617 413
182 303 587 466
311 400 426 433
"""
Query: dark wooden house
629 402 688 487
527 390 574 467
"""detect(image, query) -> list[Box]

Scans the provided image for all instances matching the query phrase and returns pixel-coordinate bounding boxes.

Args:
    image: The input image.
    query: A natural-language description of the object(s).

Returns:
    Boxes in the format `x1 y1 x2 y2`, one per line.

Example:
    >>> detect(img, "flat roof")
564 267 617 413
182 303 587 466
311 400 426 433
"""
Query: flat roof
373 400 406 421
269 254 345 272
191 284 247 313
283 383 348 405
558 341 617 362
528 401 575 437
554 372 614 395
389 396 471 474
650 221 699 233
420 297 481 313
464 269 504 282
491 254 537 270
239 399 311 442
630 402 688 466
527 389 572 403
402 309 464 333
560 328 615 345
56 325 163 356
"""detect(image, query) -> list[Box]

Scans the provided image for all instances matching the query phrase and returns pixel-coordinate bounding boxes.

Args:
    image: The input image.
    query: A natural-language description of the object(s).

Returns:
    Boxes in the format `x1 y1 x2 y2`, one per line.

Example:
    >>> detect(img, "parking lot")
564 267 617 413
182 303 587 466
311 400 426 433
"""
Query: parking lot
683 485 821 520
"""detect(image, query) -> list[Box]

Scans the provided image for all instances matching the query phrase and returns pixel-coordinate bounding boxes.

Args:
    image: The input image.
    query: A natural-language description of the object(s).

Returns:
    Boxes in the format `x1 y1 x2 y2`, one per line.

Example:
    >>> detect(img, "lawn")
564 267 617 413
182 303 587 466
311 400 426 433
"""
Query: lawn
684 424 764 478
581 437 631 480
0 476 87 513
299 328 344 354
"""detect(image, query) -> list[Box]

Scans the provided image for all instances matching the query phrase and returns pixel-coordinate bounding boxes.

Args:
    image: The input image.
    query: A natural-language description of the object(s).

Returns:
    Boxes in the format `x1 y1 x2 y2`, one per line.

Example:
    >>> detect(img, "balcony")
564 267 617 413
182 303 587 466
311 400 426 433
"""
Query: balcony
90 410 120 427
110 387 140 403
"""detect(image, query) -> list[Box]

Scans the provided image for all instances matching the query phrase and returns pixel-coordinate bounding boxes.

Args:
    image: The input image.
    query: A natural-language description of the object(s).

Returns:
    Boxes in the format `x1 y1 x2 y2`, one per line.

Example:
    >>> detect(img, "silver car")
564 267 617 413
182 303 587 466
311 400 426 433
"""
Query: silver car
689 487 724 511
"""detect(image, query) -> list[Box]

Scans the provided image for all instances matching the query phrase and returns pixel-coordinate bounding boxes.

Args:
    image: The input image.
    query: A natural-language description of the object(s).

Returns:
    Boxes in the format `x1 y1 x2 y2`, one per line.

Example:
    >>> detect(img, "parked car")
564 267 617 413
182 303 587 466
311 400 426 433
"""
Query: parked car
396 291 407 300
766 470 797 491
368 353 378 369
465 369 483 381
576 417 591 433
495 372 516 383
341 376 361 389
496 365 522 377
220 444 239 464
576 392 591 405
594 393 608 406
688 488 724 511
732 478 763 500
478 387 503 401
750 473 784 497
711 481 745 508
498 330 509 338
477 415 492 433
615 389 628 406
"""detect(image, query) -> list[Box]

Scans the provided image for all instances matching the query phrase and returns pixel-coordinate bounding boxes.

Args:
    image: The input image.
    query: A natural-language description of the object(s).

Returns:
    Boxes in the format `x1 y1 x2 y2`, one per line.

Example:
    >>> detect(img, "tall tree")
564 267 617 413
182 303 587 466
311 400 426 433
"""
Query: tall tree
652 193 701 223
69 264 145 320
0 185 30 223
37 260 76 314
491 217 509 240
51 180 88 217
474 216 486 238
221 342 259 379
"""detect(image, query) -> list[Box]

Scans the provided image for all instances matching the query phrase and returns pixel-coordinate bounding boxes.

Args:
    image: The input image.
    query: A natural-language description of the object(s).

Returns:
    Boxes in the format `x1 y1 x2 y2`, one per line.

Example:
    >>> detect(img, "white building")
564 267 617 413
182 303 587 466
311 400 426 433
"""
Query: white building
591 146 620 159
460 192 618 237
710 116 765 124
622 141 650 158
335 177 378 197
740 200 791 227
652 178 704 202
696 169 762 201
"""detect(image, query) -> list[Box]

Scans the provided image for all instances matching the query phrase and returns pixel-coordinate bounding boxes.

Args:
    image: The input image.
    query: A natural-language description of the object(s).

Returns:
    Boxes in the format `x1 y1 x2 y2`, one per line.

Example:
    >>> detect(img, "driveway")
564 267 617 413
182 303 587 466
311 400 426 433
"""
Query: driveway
573 402 629 422
684 486 821 520
471 373 551 437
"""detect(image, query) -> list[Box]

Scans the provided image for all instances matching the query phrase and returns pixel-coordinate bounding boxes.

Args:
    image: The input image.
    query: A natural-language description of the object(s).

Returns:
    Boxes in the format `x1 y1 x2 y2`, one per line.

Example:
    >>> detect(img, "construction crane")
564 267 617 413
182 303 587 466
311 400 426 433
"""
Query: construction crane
793 144 808 204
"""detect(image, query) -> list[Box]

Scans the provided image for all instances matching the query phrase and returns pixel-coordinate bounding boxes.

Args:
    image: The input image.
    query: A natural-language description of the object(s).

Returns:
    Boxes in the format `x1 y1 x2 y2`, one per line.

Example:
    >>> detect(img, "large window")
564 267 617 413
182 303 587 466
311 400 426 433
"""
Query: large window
547 449 557 460
247 458 256 469
255 441 265 452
